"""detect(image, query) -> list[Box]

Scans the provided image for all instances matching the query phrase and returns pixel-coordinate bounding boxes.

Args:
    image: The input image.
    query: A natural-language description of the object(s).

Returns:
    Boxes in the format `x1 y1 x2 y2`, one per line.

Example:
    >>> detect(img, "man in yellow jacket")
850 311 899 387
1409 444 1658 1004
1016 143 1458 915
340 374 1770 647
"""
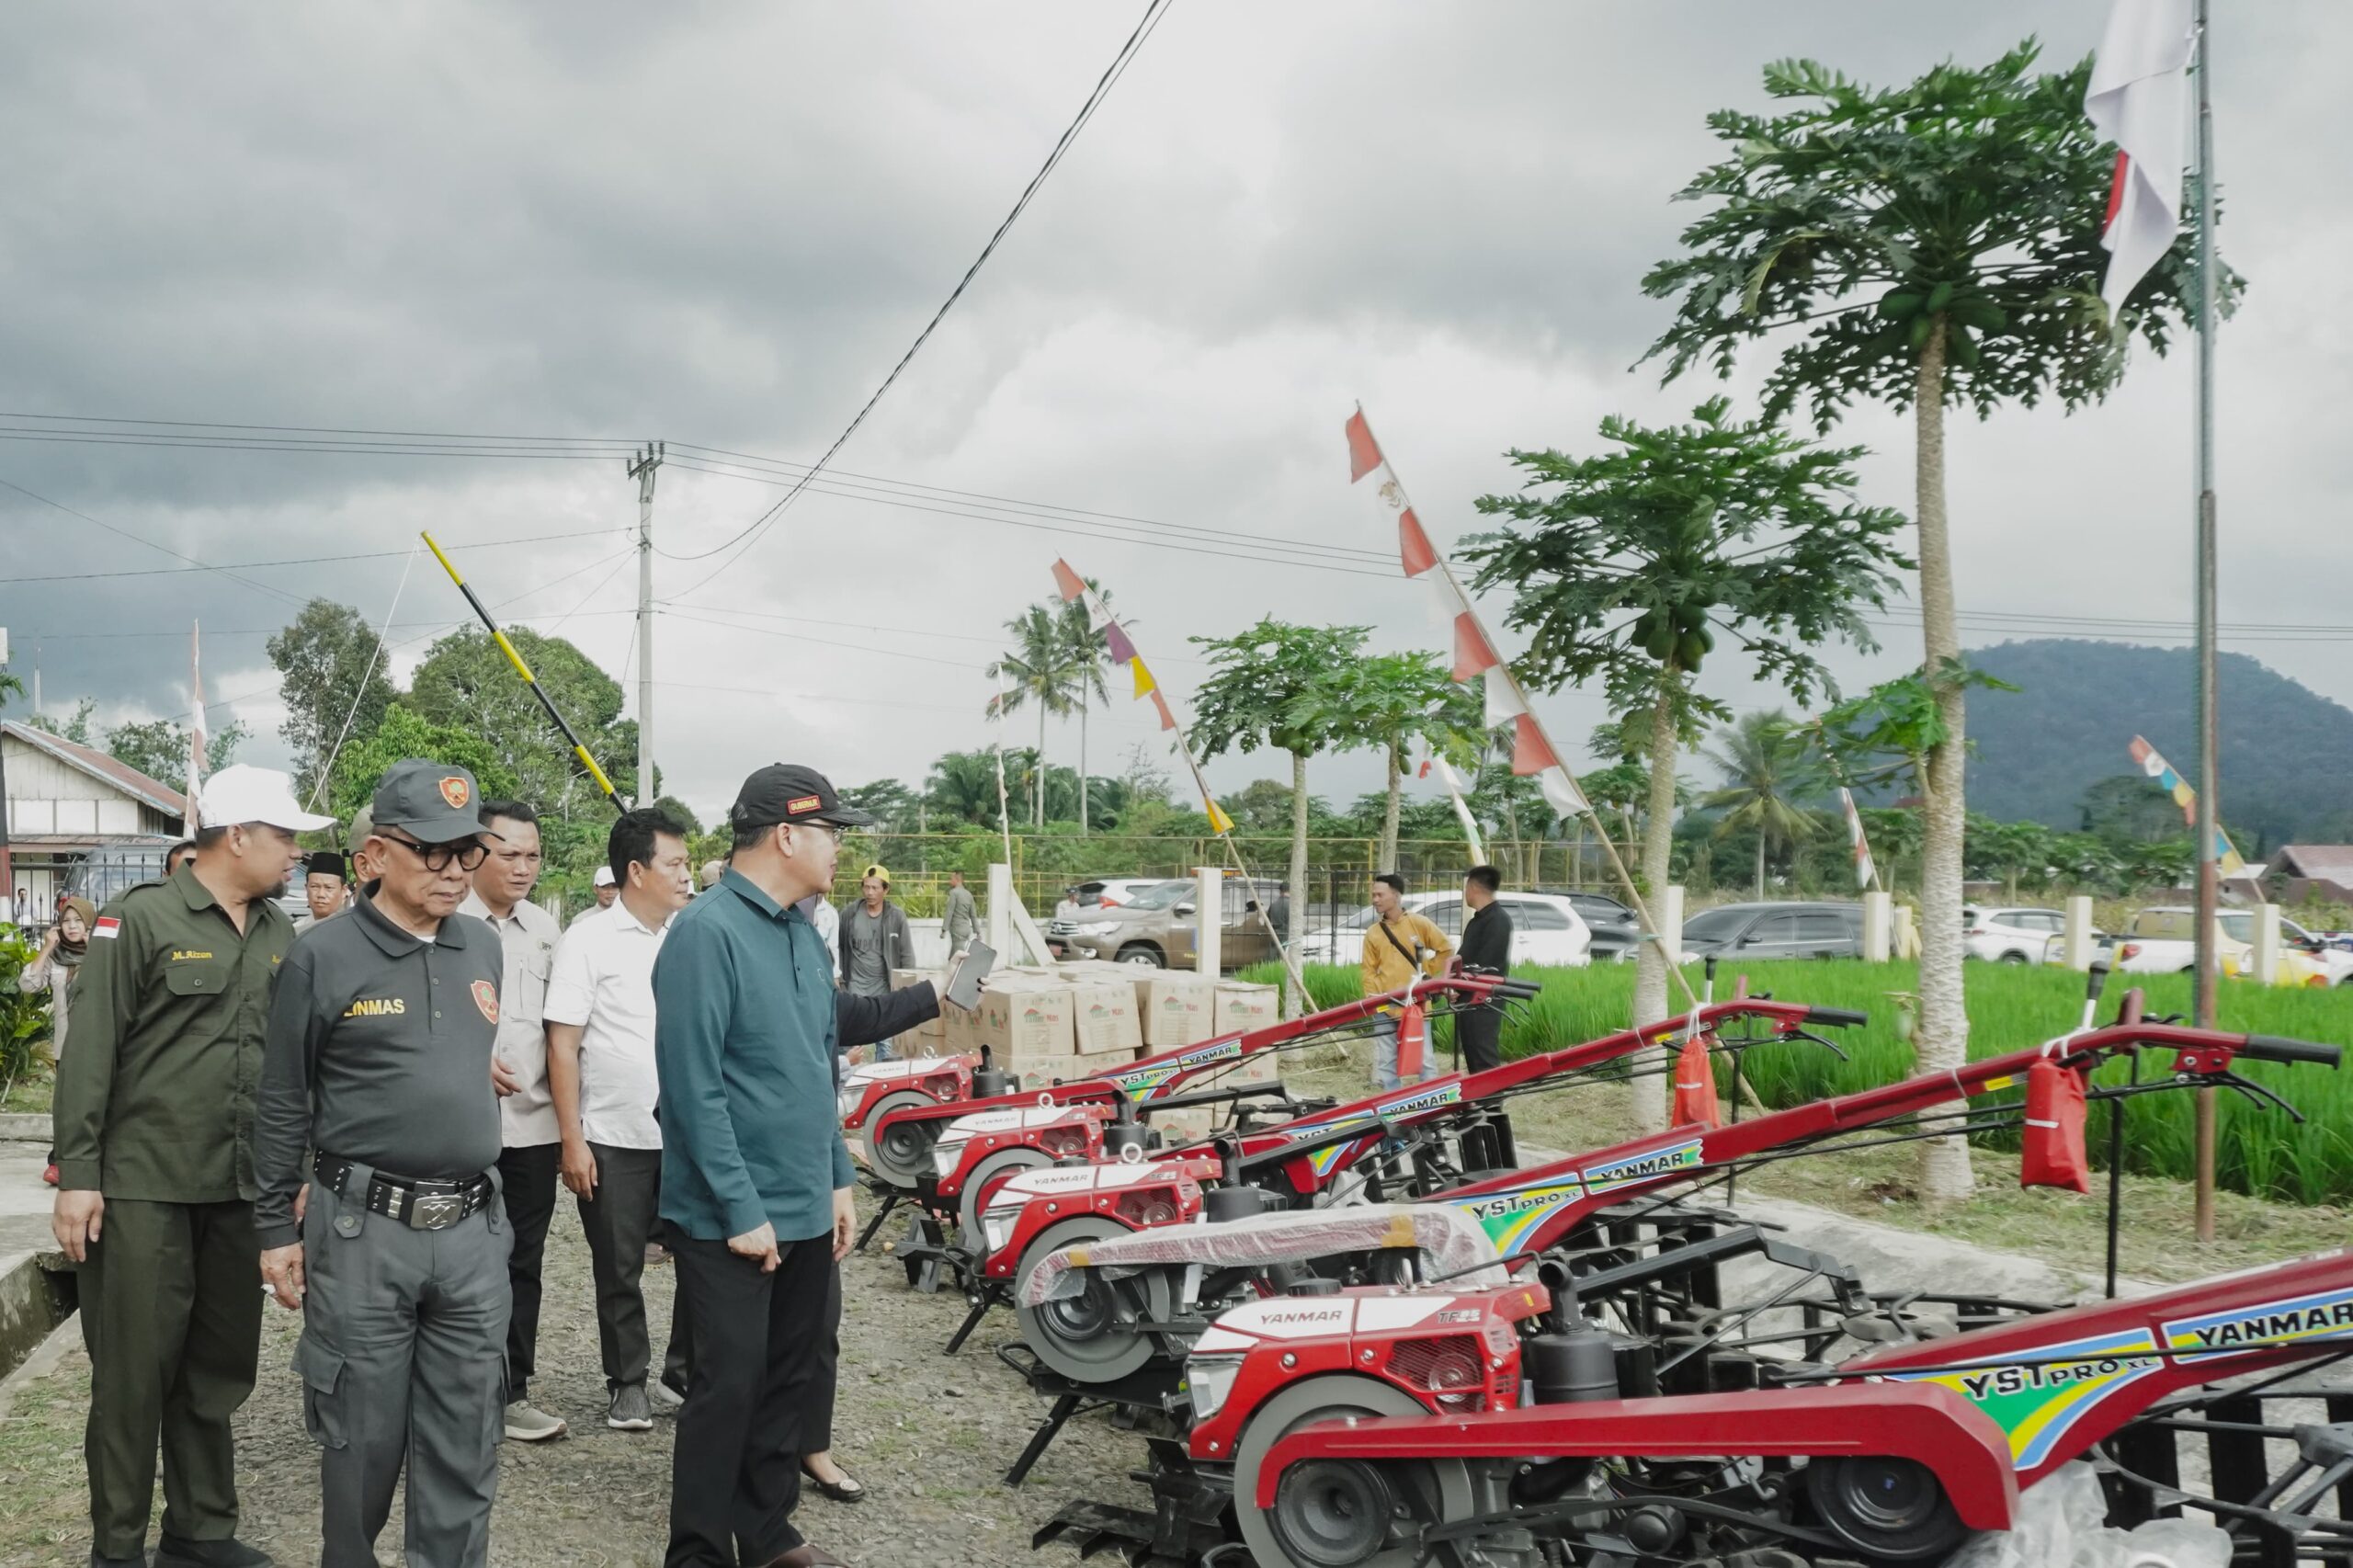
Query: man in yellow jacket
1359 873 1453 1088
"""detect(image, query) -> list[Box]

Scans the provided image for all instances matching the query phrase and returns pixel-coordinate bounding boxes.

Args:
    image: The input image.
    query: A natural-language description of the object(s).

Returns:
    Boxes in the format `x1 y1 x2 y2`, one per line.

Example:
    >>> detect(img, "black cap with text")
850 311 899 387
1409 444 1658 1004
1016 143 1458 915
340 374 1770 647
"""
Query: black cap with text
728 764 876 835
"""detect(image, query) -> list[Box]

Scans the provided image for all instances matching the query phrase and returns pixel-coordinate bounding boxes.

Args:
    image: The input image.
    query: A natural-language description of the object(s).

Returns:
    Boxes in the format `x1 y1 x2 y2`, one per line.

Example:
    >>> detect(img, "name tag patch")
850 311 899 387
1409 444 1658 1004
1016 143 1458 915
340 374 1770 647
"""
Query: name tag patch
345 997 406 1018
171 949 215 961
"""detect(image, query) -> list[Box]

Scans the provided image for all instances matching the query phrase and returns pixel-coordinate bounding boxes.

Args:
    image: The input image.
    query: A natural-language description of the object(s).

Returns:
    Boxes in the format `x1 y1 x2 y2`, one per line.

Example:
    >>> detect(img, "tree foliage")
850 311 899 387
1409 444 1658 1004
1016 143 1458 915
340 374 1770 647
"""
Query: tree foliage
325 703 521 824
1463 398 1908 729
1639 41 2227 434
406 627 638 818
1701 710 1824 897
267 599 397 794
101 718 248 794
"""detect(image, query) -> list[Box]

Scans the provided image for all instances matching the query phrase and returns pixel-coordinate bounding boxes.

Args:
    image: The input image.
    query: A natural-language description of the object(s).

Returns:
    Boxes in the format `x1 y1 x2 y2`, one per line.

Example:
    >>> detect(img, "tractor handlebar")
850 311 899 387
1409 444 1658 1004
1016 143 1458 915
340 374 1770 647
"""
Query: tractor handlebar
1802 1006 1870 1029
2237 1034 2343 1069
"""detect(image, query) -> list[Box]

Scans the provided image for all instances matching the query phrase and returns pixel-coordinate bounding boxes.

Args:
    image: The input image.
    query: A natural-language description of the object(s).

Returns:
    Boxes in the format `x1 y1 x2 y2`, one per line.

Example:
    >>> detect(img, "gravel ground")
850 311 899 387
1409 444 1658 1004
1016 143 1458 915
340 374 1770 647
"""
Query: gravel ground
0 1198 1154 1567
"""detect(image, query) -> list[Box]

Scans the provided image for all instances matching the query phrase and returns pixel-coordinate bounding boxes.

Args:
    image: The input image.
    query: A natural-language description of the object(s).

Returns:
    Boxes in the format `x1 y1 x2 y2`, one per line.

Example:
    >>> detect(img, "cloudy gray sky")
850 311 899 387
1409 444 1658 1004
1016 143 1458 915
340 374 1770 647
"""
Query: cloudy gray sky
3 1 2347 825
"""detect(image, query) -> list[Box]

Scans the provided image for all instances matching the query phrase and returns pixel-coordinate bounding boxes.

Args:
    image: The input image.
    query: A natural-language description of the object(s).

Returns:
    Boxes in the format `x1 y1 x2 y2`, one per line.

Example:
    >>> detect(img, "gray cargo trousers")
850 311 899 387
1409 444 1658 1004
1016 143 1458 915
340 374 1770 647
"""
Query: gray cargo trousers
294 1166 512 1568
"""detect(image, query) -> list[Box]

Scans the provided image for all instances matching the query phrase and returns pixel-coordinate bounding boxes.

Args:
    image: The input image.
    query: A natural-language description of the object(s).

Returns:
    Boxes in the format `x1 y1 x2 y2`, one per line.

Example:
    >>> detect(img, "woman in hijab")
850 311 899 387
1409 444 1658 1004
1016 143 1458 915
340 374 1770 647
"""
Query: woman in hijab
22 896 94 1186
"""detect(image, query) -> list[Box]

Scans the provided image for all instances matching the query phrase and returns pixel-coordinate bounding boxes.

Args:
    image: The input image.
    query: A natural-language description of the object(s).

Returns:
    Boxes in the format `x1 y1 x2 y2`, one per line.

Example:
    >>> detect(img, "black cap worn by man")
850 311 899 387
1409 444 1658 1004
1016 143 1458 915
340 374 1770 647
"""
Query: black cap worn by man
372 757 500 843
727 764 876 835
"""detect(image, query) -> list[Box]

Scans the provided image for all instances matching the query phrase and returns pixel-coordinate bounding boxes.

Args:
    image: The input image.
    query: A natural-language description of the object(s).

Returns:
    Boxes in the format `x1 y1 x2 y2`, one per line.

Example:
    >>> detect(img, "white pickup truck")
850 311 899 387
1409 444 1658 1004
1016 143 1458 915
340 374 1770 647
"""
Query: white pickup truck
2106 906 2353 987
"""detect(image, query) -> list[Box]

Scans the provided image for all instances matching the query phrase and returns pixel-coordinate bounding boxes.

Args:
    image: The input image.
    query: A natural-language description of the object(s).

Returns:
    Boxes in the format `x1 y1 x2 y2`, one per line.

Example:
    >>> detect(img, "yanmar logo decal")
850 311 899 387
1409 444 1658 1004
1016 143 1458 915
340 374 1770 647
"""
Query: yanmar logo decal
2164 1287 2353 1354
1580 1140 1703 1193
1254 1307 1346 1326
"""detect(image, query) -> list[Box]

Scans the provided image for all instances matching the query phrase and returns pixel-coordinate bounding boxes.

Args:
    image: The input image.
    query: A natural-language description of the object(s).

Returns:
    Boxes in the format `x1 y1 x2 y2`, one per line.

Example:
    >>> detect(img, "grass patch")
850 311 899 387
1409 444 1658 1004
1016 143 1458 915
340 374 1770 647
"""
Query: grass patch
1 1064 52 1115
1243 959 2353 1203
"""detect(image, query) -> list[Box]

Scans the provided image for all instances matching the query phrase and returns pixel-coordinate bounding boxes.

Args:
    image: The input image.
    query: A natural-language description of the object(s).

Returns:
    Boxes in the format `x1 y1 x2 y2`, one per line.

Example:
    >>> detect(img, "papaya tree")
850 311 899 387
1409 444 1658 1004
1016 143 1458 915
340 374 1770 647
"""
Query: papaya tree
1189 620 1368 1016
1464 399 1907 1115
1288 650 1483 871
1640 42 2228 1199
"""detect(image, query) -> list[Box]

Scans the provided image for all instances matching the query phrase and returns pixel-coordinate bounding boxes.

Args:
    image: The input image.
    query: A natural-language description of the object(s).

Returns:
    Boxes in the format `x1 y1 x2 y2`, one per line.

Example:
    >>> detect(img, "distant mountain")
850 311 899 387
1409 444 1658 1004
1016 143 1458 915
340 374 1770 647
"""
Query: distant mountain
1960 640 2353 851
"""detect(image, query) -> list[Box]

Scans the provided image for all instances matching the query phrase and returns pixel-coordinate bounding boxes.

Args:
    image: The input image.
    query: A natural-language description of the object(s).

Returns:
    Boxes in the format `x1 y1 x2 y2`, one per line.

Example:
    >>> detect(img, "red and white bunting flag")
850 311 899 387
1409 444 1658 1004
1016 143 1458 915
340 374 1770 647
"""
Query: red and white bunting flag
1104 621 1139 665
1450 613 1501 683
2086 0 2193 313
1345 409 1382 482
1482 666 1526 727
1539 767 1588 820
1432 755 1486 860
1839 787 1876 891
1397 508 1438 578
1050 558 1087 602
1509 714 1559 776
187 620 207 830
1150 689 1178 733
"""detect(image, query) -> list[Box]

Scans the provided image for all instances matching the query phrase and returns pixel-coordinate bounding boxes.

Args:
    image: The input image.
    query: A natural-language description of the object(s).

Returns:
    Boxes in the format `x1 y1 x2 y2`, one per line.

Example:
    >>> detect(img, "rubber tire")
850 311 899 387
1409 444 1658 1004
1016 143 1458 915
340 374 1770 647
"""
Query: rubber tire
1117 944 1166 968
1999 951 2029 965
1015 1213 1175 1384
1235 1374 1476 1568
864 1090 945 1189
958 1146 1053 1248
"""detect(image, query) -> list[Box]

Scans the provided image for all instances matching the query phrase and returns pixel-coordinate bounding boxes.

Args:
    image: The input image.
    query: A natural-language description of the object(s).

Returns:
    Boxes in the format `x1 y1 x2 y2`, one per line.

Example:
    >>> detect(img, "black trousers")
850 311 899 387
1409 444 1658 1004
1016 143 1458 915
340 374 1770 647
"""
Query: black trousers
577 1143 672 1392
665 1232 836 1568
662 1255 833 1452
495 1143 560 1405
1455 1006 1505 1075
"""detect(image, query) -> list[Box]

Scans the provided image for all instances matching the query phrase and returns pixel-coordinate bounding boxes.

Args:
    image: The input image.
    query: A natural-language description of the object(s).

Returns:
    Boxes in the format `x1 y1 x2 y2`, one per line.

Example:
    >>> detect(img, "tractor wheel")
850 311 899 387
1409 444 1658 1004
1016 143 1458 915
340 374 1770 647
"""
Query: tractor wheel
958 1146 1053 1247
1804 1455 1964 1562
1015 1214 1174 1384
1238 1374 1476 1568
864 1091 945 1189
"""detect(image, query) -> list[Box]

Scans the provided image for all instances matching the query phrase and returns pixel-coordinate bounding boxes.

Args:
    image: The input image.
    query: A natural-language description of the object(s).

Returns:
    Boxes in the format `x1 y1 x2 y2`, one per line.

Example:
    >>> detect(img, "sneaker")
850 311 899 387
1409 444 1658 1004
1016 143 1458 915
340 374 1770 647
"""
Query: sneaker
504 1399 568 1442
155 1536 276 1567
607 1382 654 1431
648 1379 683 1415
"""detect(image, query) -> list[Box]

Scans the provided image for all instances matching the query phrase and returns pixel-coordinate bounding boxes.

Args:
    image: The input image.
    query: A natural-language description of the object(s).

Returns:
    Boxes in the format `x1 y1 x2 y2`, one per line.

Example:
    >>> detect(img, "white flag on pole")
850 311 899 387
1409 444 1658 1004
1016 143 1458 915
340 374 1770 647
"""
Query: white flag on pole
2086 0 2195 314
188 621 207 831
1839 788 1876 892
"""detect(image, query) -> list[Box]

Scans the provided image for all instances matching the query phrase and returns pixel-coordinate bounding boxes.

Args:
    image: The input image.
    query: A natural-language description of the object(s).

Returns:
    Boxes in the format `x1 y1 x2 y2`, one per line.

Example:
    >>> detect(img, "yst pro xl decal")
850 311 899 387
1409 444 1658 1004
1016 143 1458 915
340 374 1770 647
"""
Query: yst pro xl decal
1880 1327 2167 1471
1444 1140 1703 1256
1103 1037 1245 1101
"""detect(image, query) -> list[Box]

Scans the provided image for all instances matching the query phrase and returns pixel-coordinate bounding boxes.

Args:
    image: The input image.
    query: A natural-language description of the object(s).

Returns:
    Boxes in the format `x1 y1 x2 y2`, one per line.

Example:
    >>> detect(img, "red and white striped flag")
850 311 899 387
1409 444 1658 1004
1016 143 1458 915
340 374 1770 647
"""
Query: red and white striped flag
1839 788 1875 892
187 621 207 831
1347 406 1588 817
2086 0 2194 314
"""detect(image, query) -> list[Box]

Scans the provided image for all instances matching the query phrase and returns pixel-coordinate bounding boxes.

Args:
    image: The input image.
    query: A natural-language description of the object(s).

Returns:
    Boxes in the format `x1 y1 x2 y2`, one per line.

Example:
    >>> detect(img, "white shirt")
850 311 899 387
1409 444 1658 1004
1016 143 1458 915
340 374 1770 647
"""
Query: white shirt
543 898 670 1150
457 889 562 1148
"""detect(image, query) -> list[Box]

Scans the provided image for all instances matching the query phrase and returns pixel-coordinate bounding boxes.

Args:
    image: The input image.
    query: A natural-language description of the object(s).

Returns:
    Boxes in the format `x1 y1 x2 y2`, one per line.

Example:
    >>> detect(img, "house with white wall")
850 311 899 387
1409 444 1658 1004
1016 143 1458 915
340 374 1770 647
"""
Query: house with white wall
1 719 186 930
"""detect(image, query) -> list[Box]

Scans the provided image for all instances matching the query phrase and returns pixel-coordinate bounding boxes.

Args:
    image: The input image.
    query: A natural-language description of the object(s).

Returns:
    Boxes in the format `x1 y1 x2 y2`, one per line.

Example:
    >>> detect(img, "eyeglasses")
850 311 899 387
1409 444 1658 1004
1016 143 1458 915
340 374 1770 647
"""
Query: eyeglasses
787 823 848 846
378 830 490 872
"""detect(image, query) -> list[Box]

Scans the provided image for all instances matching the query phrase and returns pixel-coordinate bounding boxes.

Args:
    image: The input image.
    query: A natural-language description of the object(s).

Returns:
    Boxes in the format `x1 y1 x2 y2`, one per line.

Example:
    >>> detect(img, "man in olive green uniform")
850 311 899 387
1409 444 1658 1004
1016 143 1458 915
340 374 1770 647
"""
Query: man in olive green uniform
51 766 330 1568
256 759 512 1568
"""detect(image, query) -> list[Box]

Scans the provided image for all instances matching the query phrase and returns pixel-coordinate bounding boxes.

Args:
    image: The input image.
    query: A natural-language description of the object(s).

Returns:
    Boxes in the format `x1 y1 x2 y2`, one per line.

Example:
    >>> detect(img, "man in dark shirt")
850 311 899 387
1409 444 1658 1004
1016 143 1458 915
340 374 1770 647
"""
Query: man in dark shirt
1453 865 1515 1074
52 765 324 1568
837 864 912 1062
656 764 872 1568
254 760 510 1568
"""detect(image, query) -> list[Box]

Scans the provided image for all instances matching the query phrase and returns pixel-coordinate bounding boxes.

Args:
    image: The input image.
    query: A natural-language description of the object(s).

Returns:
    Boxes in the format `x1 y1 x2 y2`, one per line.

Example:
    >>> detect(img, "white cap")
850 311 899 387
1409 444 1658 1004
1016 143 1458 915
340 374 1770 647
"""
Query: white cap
197 765 338 833
593 865 617 888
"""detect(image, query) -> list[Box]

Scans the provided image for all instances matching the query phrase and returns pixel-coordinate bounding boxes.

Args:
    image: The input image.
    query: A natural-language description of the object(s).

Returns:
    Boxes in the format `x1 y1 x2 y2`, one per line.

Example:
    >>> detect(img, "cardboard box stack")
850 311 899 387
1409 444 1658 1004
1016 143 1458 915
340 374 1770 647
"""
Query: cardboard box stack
1213 981 1279 1036
890 967 949 1051
1141 971 1219 1050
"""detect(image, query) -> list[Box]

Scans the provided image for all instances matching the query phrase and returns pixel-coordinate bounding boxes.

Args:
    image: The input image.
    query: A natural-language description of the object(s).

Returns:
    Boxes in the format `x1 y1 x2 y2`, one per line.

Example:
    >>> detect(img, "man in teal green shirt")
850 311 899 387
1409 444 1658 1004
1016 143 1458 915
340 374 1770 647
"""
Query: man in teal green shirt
654 764 870 1568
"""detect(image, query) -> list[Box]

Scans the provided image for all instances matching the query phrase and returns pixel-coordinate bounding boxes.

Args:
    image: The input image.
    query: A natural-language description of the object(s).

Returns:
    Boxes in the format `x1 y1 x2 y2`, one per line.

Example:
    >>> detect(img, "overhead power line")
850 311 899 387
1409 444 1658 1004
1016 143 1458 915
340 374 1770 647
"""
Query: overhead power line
663 0 1180 596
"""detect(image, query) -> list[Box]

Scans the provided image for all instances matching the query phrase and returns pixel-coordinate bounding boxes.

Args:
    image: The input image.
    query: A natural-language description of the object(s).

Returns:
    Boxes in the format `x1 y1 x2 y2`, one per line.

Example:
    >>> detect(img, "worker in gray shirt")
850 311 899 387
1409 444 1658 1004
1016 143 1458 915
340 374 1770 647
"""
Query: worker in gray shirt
942 867 978 951
254 760 511 1568
839 863 914 1062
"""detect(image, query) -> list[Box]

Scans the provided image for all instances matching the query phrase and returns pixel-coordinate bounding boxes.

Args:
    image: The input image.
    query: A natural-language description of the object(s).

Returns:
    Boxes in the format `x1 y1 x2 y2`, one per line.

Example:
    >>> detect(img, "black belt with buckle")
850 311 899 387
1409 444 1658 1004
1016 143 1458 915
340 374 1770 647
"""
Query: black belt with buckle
313 1153 494 1232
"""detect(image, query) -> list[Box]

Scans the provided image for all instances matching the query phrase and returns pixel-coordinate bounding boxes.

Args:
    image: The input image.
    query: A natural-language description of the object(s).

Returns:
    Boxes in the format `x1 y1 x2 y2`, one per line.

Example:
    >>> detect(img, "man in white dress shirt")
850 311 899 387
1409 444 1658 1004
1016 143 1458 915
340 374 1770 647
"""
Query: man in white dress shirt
546 806 694 1433
455 799 568 1444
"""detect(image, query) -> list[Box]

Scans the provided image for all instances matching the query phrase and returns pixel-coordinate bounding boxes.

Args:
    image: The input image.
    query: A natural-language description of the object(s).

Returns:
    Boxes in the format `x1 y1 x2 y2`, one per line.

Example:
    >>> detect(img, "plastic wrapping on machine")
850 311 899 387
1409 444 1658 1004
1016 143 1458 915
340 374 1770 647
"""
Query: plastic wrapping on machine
1942 1462 2229 1568
1019 1203 1506 1308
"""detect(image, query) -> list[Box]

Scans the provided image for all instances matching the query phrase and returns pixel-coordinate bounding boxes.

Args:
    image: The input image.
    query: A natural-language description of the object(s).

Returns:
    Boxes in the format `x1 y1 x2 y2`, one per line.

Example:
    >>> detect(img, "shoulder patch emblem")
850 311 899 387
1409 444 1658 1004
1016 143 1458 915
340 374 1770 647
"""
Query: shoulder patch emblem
439 775 472 810
472 979 499 1024
92 916 121 939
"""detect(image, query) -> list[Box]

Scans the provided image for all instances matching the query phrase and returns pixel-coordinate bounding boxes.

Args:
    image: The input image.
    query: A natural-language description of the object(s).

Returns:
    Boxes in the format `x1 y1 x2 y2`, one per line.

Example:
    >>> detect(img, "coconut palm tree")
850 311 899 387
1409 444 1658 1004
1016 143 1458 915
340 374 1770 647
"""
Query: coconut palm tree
1701 710 1824 898
986 603 1083 827
1056 585 1117 834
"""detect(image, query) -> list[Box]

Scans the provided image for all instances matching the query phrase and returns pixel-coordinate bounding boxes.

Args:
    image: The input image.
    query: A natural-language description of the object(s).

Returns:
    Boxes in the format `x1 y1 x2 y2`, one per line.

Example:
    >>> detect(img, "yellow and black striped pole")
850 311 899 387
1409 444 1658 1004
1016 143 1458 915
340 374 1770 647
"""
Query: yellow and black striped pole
421 531 623 812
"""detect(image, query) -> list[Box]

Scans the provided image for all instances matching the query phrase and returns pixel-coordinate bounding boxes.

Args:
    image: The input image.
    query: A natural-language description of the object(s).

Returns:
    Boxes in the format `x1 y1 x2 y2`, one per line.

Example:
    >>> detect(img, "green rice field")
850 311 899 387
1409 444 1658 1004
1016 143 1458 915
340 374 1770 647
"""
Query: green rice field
1238 959 2353 1206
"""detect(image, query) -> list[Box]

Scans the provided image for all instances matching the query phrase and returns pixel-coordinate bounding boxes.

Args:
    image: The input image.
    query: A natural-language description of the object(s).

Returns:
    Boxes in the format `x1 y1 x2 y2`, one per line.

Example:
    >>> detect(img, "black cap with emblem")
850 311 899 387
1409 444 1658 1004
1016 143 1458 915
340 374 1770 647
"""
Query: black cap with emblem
304 849 348 880
371 758 497 845
727 764 876 835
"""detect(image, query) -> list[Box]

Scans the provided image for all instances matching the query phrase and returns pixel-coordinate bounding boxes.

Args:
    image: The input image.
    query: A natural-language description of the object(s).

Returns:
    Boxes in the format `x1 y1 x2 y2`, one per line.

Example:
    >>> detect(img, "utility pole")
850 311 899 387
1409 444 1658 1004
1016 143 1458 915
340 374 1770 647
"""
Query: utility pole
2188 0 2221 1244
628 441 664 808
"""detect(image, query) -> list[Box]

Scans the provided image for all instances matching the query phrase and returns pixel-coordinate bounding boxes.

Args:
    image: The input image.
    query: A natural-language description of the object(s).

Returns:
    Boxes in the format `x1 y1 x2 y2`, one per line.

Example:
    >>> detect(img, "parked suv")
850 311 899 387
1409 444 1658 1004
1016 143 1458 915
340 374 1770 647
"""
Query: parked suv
2107 907 2353 986
1549 890 1640 962
1296 891 1593 968
1963 905 2069 965
1676 901 1864 960
1049 876 1283 971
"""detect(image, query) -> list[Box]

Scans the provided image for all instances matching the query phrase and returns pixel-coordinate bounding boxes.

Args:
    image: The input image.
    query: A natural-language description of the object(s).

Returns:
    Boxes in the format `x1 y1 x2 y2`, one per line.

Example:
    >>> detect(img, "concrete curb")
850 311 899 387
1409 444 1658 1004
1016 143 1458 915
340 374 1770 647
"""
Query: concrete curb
0 1113 50 1144
0 1247 74 1403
